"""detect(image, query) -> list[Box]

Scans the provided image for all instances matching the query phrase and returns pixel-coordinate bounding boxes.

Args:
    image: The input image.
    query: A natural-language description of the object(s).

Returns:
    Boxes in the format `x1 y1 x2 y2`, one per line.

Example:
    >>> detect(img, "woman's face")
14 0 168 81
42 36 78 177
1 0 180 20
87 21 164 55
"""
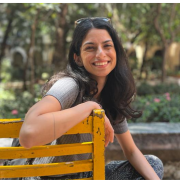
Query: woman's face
79 28 117 81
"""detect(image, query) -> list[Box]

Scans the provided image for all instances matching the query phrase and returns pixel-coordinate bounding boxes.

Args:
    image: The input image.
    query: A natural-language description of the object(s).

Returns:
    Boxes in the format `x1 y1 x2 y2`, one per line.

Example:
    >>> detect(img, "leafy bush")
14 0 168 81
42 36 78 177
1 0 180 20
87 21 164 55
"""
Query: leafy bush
153 83 180 94
137 82 154 96
0 85 42 119
131 93 180 123
137 82 180 96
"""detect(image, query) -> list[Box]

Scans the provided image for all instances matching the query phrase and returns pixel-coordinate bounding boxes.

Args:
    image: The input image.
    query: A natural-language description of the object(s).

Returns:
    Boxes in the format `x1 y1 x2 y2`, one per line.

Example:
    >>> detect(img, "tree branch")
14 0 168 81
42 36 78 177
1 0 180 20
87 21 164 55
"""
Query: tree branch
39 9 53 22
0 8 15 62
154 3 167 46
130 29 142 44
28 8 40 96
169 3 176 42
174 25 180 38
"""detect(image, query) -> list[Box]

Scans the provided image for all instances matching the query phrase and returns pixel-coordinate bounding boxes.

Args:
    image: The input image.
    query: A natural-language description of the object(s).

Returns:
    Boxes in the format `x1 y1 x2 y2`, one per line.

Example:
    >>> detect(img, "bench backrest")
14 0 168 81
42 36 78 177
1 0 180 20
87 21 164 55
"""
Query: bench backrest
0 109 105 180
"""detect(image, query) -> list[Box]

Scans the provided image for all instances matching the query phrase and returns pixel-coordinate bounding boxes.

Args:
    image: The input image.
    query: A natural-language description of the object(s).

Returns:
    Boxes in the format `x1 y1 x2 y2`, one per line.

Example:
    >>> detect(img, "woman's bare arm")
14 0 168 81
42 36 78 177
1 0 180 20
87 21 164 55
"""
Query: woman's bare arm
115 131 160 180
19 96 101 148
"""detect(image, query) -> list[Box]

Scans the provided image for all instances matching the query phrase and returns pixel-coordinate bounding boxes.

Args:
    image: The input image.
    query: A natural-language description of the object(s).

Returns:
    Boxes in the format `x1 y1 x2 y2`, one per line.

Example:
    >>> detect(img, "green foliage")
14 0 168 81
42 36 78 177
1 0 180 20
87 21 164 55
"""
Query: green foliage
133 82 180 122
137 82 180 96
115 3 159 43
153 83 180 94
1 59 12 83
0 85 42 119
167 70 180 76
131 94 180 123
137 82 154 96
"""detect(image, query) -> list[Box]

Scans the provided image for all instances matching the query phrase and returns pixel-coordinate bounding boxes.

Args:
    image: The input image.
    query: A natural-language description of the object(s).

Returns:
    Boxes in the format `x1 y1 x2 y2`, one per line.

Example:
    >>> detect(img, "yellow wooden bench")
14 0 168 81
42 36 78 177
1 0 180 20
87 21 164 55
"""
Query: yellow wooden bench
0 109 105 180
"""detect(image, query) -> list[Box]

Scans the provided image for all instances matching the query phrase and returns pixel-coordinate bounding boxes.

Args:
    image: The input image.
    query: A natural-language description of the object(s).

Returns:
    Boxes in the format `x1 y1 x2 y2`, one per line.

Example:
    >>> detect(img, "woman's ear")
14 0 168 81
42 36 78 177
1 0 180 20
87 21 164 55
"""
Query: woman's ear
74 53 83 66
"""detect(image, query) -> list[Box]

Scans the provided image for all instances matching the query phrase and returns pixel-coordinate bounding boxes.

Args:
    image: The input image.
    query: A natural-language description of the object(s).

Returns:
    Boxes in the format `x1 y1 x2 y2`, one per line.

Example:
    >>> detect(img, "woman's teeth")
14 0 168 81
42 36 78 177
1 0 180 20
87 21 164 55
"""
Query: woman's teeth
94 62 108 66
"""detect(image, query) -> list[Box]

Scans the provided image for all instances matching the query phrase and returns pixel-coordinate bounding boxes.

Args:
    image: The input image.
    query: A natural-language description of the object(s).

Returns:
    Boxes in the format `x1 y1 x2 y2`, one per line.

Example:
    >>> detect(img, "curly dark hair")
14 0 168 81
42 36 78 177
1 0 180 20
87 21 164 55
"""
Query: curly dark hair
42 17 141 123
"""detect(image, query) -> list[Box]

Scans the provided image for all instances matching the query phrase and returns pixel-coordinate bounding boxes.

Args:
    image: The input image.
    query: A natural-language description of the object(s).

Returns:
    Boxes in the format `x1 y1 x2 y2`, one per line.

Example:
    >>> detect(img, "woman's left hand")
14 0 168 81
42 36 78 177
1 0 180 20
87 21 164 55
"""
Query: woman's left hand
104 114 114 147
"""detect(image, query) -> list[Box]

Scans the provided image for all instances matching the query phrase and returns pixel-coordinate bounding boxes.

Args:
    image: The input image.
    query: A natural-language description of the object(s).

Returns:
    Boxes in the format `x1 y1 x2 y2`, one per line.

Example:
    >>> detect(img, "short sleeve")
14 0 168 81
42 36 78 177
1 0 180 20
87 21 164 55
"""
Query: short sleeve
112 118 128 134
45 77 79 110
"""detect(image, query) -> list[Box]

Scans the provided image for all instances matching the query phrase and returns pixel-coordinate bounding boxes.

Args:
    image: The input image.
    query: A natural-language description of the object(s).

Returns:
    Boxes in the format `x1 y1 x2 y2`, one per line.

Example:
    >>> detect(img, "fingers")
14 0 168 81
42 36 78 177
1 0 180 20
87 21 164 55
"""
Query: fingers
104 115 114 147
105 133 109 147
105 128 114 147
110 128 114 143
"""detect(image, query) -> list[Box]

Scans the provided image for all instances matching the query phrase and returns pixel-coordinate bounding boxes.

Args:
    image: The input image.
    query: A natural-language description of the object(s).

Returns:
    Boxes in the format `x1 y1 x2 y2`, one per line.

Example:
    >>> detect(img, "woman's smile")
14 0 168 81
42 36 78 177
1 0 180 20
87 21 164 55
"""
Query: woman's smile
92 60 110 68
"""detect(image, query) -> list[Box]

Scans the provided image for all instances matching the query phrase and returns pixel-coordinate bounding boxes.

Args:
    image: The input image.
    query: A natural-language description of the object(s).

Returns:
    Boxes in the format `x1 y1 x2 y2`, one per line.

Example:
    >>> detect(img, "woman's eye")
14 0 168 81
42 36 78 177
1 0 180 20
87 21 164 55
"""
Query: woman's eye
85 46 95 50
104 44 112 48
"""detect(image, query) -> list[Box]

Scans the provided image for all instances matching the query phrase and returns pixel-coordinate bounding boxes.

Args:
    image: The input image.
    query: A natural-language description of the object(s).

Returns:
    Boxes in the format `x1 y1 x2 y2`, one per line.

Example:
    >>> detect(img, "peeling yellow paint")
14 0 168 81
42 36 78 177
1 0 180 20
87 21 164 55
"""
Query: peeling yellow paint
93 109 105 180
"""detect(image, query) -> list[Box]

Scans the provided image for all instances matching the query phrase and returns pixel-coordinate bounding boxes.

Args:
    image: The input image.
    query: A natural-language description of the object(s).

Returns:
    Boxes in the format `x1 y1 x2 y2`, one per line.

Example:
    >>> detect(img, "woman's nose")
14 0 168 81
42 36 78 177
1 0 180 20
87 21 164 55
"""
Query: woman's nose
96 47 106 58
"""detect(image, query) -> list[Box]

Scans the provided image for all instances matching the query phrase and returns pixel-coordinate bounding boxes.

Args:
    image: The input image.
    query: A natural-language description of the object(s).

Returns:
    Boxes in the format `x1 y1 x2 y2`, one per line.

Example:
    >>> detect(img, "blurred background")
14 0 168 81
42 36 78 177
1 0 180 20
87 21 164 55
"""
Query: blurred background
0 3 180 121
0 3 180 179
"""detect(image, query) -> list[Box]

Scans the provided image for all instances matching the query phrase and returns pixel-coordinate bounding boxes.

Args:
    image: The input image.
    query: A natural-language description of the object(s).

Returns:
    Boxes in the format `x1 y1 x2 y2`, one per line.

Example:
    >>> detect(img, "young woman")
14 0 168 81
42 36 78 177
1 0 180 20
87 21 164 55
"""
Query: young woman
19 17 164 180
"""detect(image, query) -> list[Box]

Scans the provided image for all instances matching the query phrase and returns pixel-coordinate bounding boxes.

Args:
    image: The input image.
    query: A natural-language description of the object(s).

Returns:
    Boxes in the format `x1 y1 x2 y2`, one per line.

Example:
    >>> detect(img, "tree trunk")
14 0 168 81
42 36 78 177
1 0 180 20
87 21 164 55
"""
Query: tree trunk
0 9 15 81
154 3 167 83
22 60 28 91
139 41 148 80
52 3 68 72
161 44 168 82
28 10 39 96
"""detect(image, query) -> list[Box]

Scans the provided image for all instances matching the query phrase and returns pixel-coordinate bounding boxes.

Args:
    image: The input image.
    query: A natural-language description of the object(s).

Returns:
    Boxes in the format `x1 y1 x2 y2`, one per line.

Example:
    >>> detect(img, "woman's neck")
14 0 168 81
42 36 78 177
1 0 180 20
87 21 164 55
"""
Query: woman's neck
93 76 107 100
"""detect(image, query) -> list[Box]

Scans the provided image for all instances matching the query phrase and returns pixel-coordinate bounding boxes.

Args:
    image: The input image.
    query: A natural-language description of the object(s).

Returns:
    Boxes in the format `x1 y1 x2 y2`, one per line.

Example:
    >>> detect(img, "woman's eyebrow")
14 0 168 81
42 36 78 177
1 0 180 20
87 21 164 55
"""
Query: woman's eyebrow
82 42 94 46
103 40 113 43
83 39 112 46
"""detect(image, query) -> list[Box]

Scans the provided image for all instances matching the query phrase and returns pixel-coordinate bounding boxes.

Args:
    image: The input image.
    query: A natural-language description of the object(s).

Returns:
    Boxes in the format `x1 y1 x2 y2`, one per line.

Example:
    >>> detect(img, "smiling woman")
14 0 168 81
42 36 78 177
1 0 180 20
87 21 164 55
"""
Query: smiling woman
17 17 164 180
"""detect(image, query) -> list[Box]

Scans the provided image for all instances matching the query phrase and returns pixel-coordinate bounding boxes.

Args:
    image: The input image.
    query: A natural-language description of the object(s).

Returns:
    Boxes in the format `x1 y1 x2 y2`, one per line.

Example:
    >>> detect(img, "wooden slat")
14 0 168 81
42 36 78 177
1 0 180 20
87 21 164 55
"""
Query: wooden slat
93 109 105 180
0 159 93 178
0 142 93 159
0 118 22 121
0 120 23 138
74 178 92 180
67 116 93 135
0 117 93 138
